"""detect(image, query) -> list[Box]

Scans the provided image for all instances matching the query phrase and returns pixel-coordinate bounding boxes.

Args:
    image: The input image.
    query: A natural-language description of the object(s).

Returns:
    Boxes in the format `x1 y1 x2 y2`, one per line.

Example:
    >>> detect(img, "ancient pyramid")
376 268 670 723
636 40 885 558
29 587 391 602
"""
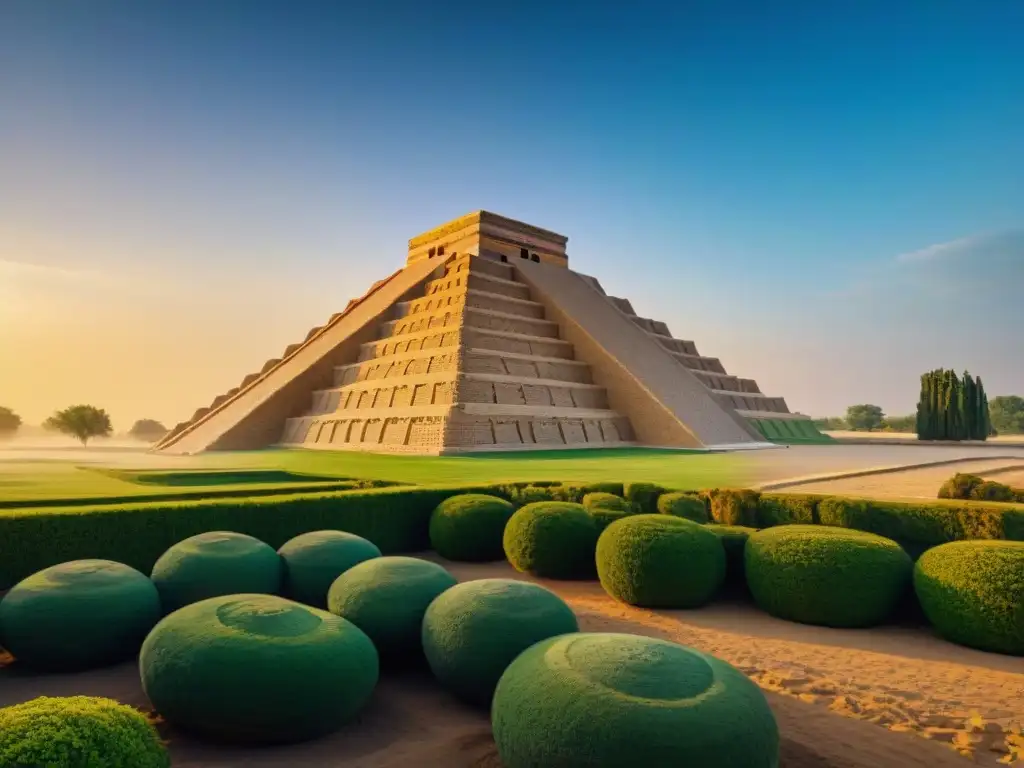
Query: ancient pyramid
155 212 822 455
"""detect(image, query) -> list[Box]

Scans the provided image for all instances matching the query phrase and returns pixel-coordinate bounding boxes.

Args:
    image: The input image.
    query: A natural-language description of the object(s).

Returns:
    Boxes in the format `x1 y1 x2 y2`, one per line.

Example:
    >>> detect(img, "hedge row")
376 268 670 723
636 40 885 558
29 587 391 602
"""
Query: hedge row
938 473 1024 504
3 480 1022 589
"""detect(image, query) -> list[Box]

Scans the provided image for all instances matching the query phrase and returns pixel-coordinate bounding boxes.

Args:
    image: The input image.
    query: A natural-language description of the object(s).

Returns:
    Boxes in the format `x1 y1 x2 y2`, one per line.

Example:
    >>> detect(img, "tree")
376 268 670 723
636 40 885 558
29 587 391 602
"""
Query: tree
989 395 1024 435
128 419 168 442
0 406 22 439
882 414 916 432
845 404 885 431
914 369 989 441
43 405 113 446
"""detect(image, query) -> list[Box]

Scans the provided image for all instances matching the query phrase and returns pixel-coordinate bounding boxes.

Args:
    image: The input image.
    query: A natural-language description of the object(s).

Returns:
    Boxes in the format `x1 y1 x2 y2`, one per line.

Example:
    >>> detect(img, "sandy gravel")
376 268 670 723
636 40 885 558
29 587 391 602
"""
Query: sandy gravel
4 559 1022 766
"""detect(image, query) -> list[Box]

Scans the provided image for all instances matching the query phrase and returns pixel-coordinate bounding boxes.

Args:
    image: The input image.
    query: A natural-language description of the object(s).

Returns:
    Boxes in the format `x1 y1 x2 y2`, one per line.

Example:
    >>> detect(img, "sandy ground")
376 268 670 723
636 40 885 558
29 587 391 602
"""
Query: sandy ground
771 458 1024 500
825 432 1024 444
4 560 1022 767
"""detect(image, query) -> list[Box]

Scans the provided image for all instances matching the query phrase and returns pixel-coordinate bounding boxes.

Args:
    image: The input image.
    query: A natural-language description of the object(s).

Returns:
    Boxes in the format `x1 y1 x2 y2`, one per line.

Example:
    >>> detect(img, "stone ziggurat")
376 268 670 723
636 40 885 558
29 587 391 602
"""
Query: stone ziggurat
155 212 820 455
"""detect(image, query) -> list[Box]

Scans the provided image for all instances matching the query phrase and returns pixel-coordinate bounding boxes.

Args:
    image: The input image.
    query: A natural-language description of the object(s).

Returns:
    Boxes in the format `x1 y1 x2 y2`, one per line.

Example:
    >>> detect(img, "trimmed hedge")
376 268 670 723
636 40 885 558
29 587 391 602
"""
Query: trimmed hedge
0 559 161 671
706 489 760 527
0 696 169 768
623 482 667 513
745 525 912 628
755 494 820 527
422 579 579 707
491 632 779 767
914 540 1024 655
429 494 516 562
596 516 725 608
657 492 709 523
0 485 500 590
938 473 1024 503
582 492 634 531
704 524 757 589
141 594 378 743
278 530 382 609
503 502 599 579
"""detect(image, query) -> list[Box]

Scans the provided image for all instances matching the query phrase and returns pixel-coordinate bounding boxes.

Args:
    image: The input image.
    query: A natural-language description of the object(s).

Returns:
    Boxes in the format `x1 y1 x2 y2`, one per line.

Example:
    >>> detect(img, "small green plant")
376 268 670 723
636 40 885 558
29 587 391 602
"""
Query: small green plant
656 492 708 523
503 502 599 579
582 492 634 531
429 494 516 561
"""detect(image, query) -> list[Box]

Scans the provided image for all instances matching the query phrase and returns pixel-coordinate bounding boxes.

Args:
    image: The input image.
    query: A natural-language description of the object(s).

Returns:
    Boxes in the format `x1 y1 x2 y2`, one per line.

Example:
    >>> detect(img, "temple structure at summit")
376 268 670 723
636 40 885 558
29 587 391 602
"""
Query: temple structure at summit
154 211 823 455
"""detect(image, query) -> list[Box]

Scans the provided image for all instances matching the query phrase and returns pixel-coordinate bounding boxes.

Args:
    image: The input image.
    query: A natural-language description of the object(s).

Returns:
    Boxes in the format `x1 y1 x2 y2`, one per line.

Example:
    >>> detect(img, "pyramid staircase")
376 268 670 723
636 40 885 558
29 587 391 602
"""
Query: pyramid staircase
278 253 636 453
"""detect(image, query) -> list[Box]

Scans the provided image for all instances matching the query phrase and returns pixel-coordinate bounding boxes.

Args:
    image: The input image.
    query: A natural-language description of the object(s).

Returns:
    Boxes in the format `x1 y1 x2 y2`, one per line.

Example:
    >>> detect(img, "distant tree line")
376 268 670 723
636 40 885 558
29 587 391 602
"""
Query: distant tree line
0 404 167 445
915 369 991 441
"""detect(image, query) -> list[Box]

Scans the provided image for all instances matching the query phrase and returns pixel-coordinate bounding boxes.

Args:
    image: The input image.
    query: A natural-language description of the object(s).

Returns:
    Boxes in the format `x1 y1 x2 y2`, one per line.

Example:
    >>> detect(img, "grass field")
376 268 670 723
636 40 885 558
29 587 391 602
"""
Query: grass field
0 447 746 507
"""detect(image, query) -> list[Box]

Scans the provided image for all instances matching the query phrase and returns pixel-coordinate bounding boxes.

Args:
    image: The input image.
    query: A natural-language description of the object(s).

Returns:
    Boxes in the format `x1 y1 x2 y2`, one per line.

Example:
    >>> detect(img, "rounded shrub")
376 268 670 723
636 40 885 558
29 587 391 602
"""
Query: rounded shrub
705 525 756 589
914 540 1024 655
745 525 912 628
422 579 579 707
327 556 457 663
140 593 378 743
969 480 1015 503
596 515 725 608
492 632 779 768
0 696 169 768
657 492 709 523
429 494 516 562
0 559 161 671
278 530 381 608
503 502 599 580
582 492 634 531
151 531 282 613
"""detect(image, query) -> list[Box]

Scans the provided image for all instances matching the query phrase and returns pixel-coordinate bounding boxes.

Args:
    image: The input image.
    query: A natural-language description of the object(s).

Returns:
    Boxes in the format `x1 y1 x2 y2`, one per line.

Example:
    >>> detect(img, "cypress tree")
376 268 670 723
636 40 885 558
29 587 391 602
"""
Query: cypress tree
915 373 930 439
977 376 990 439
961 372 976 441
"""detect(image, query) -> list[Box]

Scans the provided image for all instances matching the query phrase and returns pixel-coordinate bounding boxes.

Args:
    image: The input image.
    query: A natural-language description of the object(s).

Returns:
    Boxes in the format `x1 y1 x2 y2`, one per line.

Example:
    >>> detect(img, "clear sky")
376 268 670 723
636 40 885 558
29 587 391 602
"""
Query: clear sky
2 0 1022 430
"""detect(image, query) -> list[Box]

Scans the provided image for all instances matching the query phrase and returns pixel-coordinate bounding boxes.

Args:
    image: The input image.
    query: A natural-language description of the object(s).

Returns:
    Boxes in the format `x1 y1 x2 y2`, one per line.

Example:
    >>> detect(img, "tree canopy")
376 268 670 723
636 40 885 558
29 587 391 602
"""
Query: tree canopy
915 369 989 441
128 419 168 442
845 404 885 431
43 405 113 446
989 395 1024 435
0 406 22 438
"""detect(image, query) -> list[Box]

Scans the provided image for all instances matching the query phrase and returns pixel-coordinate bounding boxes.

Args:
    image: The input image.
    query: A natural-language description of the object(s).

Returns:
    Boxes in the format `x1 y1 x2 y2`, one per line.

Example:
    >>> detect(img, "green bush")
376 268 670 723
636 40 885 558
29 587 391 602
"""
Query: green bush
938 473 985 499
0 484 498 590
657 492 709 523
141 594 378 743
0 696 169 768
278 530 381 609
503 502 599 580
561 482 625 502
623 482 666 513
0 559 161 671
596 516 725 608
914 540 1024 655
707 489 760 527
582 492 634 531
327 556 457 664
970 480 1015 503
429 494 516 562
422 579 579 707
704 525 756 588
151 531 282 613
491 632 779 767
745 525 912 627
756 494 819 527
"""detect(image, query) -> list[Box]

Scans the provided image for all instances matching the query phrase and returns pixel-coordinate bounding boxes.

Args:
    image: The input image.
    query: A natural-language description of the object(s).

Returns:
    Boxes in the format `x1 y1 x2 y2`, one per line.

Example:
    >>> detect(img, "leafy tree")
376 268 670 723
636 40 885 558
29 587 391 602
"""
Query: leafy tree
882 414 916 432
989 395 1024 435
0 406 22 439
43 405 113 446
812 416 847 430
915 369 990 441
845 404 885 432
128 419 168 442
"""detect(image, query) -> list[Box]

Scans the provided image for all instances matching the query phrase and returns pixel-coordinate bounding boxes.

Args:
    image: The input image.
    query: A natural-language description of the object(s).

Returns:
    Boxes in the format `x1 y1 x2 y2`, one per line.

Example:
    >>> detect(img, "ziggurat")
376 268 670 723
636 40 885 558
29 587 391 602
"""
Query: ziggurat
155 212 823 455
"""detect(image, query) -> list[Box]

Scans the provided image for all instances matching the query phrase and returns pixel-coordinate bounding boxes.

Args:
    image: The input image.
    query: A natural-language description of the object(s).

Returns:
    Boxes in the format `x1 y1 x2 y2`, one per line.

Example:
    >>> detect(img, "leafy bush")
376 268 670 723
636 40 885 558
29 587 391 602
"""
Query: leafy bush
151 531 282 613
756 494 819 527
561 482 625 502
914 540 1024 655
141 594 378 743
970 480 1016 502
422 579 578 707
597 515 725 608
704 524 756 589
278 530 381 609
938 473 985 499
0 484 498 590
623 482 667 513
657 492 709 523
745 525 912 627
327 556 457 664
503 502 599 579
491 633 779 768
707 489 760 527
0 696 169 768
428 494 515 562
582 492 634 531
0 559 160 671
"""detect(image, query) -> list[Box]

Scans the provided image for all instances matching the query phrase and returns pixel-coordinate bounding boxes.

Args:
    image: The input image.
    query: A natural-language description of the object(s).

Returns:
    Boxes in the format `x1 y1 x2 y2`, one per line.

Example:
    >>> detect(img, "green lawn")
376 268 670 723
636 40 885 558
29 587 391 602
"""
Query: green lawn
0 448 748 507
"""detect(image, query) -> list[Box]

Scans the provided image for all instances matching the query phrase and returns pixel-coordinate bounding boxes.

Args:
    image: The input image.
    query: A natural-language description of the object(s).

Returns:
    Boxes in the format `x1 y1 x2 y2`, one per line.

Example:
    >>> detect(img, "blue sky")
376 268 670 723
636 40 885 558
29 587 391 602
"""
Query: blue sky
1 0 1022 427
